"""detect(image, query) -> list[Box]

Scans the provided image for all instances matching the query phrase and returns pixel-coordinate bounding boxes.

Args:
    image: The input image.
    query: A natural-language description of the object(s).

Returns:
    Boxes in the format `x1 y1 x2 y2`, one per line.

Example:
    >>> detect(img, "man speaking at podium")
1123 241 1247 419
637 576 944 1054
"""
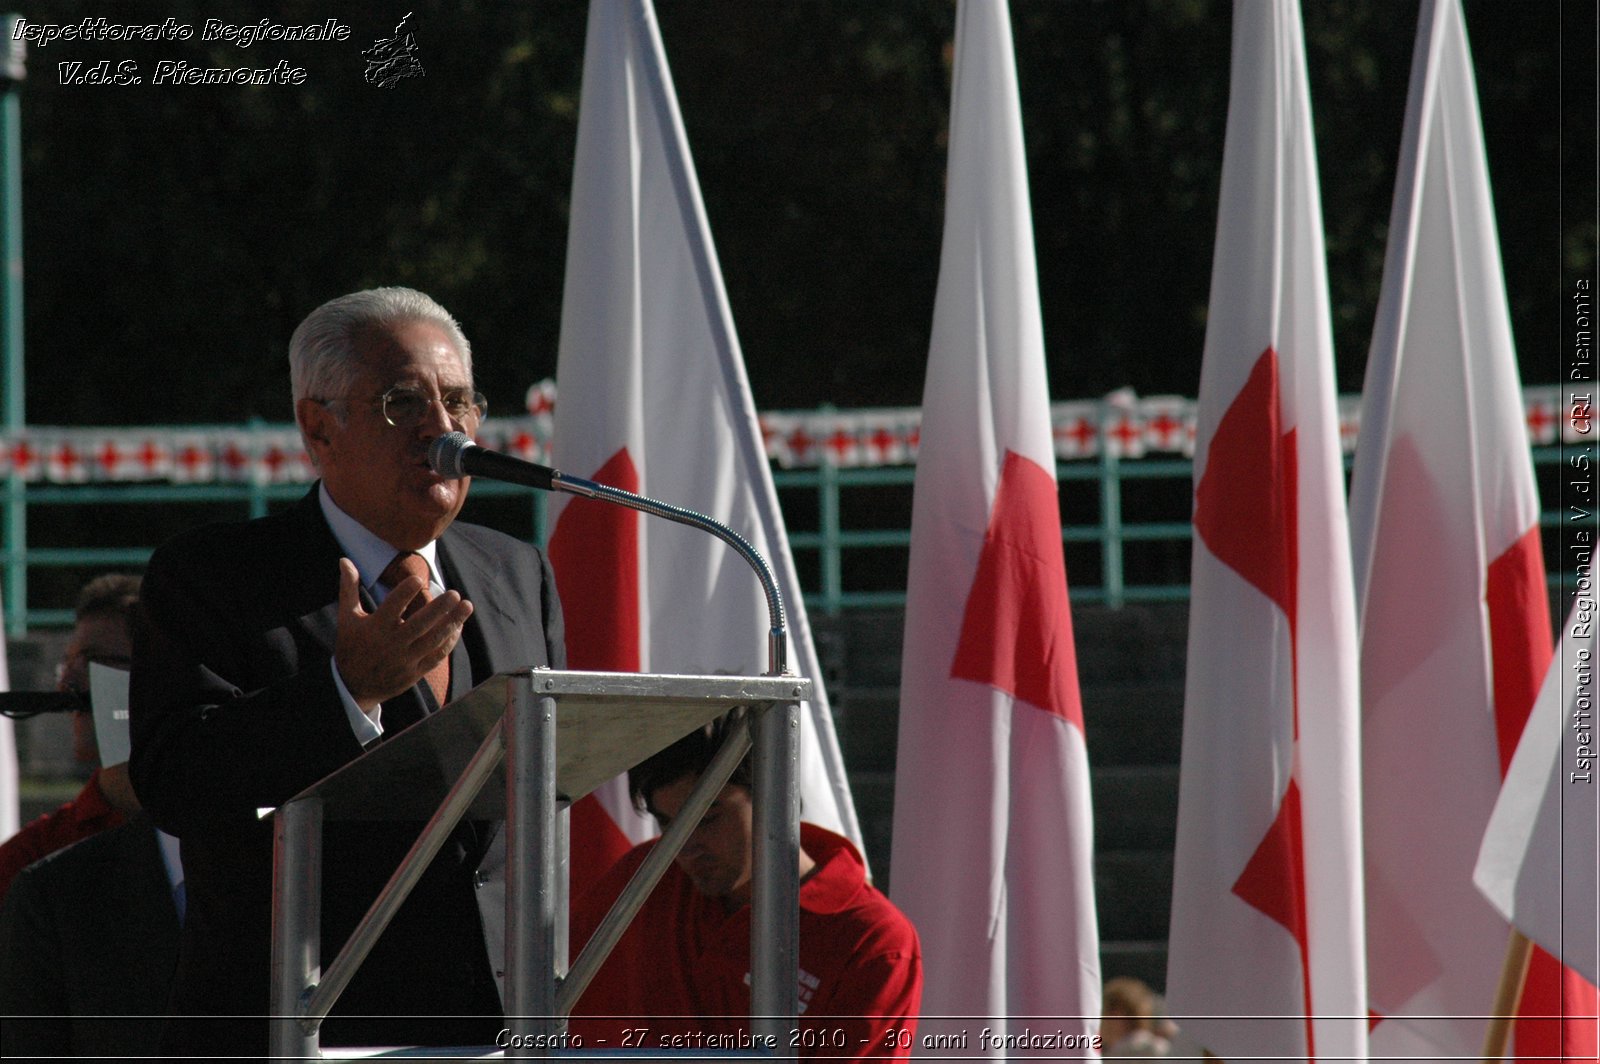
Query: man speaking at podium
129 287 565 1056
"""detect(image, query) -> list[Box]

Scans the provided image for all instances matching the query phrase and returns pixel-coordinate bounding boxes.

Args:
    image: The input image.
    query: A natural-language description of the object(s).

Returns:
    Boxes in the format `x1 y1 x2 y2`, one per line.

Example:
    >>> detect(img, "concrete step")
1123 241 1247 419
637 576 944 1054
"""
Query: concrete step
1093 849 1173 942
1069 603 1189 685
1081 682 1185 767
813 609 905 689
816 603 1194 688
831 686 901 773
1099 940 1169 993
835 680 1188 773
845 769 898 890
1092 765 1179 851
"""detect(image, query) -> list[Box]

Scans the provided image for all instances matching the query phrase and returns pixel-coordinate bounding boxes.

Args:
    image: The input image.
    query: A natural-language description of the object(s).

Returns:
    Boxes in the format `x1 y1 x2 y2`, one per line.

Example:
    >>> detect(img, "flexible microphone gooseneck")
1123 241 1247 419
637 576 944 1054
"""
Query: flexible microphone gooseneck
426 431 787 676
427 430 804 1028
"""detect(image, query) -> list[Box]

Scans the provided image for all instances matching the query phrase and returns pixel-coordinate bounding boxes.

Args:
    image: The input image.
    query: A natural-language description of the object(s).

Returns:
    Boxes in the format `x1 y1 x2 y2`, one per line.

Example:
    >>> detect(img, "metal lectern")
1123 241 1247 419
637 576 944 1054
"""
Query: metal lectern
268 668 809 1059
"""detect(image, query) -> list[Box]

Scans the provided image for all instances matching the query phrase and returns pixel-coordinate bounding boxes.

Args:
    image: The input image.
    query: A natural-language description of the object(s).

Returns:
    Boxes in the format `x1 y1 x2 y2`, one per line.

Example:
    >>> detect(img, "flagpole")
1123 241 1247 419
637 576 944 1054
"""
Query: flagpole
1481 929 1534 1062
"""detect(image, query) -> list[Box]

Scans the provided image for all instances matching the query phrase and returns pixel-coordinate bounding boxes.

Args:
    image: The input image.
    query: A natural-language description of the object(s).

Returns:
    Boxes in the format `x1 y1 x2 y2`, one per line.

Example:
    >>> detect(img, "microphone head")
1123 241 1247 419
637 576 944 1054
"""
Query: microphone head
427 431 476 479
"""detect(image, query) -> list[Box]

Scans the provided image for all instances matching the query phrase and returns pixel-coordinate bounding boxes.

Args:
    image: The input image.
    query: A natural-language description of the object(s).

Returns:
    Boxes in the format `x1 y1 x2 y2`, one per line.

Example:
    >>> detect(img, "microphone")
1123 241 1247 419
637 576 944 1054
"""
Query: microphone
428 429 788 674
428 432 556 492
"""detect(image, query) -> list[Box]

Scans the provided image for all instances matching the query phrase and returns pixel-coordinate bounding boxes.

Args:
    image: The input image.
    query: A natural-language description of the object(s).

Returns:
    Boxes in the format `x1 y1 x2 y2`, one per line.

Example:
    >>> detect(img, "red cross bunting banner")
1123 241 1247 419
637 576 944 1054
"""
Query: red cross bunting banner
546 0 861 894
891 1 1100 1055
1165 1 1368 1059
1350 1 1600 1057
0 381 1576 485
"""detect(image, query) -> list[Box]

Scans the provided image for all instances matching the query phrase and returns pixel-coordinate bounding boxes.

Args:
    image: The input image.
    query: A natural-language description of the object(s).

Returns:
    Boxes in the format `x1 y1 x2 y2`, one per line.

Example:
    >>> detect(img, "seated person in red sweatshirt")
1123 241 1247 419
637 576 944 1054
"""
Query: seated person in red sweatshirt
0 574 143 904
567 713 922 1060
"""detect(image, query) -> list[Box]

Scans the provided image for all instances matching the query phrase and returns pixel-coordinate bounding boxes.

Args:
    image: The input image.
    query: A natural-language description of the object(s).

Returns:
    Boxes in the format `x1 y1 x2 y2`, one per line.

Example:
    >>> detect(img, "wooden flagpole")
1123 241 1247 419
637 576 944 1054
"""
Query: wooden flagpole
1482 928 1534 1062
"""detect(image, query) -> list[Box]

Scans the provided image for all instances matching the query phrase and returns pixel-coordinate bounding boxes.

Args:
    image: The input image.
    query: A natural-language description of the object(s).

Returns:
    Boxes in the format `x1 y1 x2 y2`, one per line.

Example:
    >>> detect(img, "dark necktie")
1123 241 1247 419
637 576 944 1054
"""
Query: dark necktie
378 551 451 712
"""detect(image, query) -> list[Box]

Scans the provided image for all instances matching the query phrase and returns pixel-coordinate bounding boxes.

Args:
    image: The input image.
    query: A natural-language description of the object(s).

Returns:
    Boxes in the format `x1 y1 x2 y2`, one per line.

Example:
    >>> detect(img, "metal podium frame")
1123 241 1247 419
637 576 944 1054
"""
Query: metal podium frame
268 668 810 1060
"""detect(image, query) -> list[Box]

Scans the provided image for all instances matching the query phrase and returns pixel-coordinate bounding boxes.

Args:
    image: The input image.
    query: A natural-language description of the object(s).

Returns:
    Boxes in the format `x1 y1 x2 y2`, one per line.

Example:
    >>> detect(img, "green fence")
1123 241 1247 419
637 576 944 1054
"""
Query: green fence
0 442 1575 634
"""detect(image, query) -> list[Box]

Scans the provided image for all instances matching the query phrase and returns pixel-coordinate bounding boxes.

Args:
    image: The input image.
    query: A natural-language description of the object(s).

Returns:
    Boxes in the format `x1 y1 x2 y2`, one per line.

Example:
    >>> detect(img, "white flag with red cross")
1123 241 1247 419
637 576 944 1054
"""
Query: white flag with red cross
547 0 861 894
891 1 1100 1054
1476 603 1599 989
1165 1 1368 1059
1351 0 1599 1056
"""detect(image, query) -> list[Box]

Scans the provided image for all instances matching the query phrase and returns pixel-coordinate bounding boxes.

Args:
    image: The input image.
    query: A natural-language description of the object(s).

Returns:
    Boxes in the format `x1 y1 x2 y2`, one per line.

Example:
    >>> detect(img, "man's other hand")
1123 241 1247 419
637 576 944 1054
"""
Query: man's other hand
332 557 472 712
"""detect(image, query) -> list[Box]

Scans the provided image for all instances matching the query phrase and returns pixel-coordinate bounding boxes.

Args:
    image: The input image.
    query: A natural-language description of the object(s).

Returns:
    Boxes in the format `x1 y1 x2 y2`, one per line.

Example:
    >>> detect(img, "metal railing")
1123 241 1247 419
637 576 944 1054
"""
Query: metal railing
0 431 1574 633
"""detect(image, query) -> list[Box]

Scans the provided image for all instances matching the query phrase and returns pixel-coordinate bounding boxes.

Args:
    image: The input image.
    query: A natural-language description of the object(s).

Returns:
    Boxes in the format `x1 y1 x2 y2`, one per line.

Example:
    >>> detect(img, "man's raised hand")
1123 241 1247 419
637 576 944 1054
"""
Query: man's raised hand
332 557 473 712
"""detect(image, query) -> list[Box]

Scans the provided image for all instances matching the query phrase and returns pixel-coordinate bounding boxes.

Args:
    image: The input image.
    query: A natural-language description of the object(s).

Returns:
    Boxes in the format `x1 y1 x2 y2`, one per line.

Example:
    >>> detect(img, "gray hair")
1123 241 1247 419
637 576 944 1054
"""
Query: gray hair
288 286 473 404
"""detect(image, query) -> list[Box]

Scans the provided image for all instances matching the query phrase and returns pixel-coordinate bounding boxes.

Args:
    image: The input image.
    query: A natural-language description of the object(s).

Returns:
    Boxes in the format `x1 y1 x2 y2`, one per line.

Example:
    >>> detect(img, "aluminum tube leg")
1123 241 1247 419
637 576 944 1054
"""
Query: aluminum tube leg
271 797 323 1060
556 803 570 980
301 722 506 1030
558 715 753 1016
504 679 559 1057
750 698 800 1047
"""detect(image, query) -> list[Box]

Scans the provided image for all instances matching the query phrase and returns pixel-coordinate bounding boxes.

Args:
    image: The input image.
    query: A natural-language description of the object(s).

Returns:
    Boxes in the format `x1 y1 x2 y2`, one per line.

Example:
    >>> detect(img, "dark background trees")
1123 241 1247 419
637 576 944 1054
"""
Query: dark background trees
12 0 1588 426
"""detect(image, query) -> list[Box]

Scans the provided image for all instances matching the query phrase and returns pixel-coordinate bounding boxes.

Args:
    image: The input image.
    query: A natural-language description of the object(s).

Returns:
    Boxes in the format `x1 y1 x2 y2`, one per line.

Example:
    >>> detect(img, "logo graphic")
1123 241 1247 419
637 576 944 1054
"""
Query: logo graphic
363 12 424 88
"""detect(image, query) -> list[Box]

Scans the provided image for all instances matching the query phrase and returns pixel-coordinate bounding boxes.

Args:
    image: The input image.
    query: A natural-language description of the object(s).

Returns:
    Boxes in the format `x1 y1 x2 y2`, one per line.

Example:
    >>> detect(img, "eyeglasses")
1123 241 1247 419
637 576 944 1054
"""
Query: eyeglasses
379 385 487 429
320 385 488 430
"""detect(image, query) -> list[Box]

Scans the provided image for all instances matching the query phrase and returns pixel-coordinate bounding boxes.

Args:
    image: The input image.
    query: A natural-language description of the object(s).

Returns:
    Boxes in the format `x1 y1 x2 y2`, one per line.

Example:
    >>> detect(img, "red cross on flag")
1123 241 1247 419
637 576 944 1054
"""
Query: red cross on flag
1141 396 1192 455
1054 406 1098 459
823 422 861 467
218 441 250 482
757 414 795 466
47 440 88 483
7 439 38 480
1350 1 1599 1057
786 425 817 466
1165 2 1368 1060
94 439 127 479
1524 394 1559 445
891 1 1099 1052
169 437 214 484
547 0 861 895
524 378 557 417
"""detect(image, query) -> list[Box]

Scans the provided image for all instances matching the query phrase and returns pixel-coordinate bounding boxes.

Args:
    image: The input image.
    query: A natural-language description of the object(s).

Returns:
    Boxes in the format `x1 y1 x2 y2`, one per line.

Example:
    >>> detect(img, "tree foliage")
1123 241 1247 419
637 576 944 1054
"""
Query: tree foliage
11 0 1577 427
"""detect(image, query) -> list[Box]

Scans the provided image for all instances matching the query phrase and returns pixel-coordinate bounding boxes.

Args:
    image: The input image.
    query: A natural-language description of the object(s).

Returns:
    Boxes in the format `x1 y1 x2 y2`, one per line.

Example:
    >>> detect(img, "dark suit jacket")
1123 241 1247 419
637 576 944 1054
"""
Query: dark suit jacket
128 487 565 1055
0 815 180 1060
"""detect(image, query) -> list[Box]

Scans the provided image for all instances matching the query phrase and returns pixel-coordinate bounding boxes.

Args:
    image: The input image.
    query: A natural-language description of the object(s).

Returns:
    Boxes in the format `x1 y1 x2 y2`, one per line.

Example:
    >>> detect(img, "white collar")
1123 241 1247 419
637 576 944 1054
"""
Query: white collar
157 829 184 893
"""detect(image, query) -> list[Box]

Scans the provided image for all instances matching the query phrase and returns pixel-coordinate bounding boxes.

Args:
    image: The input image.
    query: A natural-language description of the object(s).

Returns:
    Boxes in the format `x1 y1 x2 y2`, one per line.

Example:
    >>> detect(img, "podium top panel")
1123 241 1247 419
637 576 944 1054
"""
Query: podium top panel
519 669 810 701
284 670 811 821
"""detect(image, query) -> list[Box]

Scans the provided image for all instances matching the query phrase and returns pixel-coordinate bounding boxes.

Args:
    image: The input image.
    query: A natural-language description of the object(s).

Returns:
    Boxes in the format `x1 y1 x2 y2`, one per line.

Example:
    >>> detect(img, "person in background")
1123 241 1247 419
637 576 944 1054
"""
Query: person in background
0 571 184 1059
0 574 142 904
568 711 923 1060
1100 975 1171 1057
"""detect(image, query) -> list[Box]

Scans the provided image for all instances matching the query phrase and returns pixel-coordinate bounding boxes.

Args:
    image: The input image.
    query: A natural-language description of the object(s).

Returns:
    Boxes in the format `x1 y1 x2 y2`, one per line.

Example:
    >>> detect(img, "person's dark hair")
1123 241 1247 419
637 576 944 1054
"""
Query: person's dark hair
628 711 752 816
74 573 141 624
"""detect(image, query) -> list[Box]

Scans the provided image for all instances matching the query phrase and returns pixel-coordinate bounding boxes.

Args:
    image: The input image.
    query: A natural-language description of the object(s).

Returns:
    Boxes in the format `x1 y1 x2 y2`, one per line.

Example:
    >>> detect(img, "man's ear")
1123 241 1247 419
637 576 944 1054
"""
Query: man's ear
296 398 336 463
